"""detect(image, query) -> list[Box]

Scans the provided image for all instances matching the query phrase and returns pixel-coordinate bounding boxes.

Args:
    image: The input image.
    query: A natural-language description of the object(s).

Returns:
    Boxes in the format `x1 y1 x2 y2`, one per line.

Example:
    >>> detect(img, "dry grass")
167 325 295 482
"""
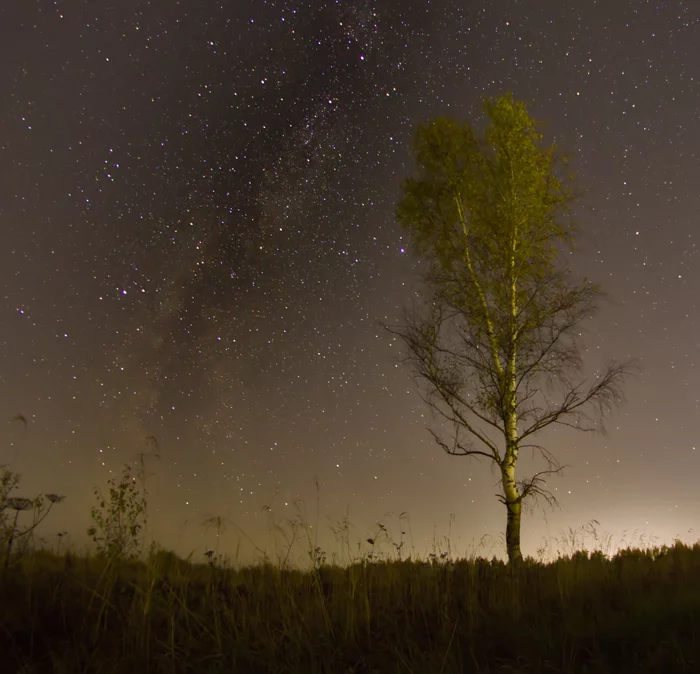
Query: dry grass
1 537 699 673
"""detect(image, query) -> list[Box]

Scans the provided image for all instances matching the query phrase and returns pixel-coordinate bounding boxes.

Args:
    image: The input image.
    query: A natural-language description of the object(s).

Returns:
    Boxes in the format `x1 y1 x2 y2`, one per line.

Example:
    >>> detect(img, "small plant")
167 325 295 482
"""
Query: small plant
309 545 326 569
4 496 33 568
0 468 21 533
135 435 160 552
204 548 224 568
0 466 65 568
55 530 69 554
202 514 231 567
87 464 145 561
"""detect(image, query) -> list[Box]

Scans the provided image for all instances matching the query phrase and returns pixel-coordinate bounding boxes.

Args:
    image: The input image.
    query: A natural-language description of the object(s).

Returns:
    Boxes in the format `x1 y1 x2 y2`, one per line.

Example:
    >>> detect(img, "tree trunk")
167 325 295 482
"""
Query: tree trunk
505 497 522 565
502 461 523 564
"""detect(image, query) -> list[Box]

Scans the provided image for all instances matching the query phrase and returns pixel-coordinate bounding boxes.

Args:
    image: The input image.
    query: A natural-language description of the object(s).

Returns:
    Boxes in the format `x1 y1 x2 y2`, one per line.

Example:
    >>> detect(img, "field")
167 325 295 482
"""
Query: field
1 540 700 673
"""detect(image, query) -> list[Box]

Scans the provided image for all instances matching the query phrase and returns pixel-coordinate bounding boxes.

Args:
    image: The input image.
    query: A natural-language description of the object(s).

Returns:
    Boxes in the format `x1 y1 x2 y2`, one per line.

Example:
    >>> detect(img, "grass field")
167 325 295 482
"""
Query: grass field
1 539 699 673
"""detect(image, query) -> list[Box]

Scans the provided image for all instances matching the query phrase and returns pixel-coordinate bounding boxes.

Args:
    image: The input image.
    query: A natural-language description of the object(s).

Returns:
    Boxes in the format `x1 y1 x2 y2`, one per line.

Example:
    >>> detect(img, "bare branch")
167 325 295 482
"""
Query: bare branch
427 428 499 463
518 467 565 509
520 359 636 440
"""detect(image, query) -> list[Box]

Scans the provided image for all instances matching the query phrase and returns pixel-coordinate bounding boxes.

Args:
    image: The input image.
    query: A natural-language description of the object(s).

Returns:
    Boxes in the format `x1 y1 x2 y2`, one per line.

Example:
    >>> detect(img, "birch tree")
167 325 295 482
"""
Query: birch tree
393 94 632 564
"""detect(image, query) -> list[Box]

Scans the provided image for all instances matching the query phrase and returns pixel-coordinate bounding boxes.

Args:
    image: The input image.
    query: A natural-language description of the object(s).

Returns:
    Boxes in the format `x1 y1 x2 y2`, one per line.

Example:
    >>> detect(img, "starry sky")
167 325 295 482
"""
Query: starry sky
1 0 698 564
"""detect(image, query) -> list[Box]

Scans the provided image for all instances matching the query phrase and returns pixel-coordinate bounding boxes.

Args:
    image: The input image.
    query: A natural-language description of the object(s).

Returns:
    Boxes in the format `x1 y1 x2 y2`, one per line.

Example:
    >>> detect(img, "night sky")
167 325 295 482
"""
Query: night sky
1 0 698 564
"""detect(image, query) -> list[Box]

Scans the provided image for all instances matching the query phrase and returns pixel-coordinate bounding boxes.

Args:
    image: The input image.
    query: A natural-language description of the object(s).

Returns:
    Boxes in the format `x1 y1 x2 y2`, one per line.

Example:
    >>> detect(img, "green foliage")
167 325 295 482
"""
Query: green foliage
398 93 573 280
397 93 582 385
87 464 145 562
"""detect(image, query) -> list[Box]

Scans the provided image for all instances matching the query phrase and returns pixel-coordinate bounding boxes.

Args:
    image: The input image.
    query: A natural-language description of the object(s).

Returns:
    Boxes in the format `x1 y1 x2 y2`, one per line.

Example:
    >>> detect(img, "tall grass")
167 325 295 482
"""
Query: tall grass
1 456 697 672
1 533 699 673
